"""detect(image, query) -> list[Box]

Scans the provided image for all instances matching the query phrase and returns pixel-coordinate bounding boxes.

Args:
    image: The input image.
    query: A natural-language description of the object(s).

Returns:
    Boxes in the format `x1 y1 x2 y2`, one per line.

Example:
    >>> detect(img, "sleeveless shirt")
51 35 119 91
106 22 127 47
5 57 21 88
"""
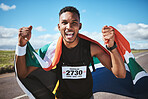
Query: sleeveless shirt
56 38 93 99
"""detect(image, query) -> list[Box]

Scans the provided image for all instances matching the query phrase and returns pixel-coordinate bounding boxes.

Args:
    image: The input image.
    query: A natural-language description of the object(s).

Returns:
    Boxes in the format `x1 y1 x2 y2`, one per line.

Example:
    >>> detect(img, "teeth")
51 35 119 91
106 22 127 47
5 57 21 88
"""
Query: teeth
65 32 74 39
66 32 74 35
67 35 73 38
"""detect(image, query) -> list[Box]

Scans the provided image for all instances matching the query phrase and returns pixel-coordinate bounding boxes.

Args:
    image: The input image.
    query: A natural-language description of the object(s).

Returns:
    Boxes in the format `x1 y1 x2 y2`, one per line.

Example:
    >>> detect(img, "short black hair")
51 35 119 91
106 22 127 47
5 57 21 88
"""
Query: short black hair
59 6 80 19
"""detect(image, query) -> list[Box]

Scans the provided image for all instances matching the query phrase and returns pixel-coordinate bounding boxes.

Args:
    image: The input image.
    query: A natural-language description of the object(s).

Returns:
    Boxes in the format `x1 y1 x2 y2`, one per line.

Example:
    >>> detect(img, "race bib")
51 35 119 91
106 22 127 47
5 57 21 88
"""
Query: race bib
62 66 87 79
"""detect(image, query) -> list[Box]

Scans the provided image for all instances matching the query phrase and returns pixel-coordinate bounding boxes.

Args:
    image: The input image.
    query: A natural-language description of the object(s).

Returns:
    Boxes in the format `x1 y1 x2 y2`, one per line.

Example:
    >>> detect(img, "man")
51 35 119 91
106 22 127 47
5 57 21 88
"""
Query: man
16 6 126 99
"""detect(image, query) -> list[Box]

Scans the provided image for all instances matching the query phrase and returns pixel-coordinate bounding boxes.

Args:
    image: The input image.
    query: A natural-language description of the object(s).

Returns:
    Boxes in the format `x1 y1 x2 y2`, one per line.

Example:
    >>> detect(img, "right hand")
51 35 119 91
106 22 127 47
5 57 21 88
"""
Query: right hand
18 25 32 46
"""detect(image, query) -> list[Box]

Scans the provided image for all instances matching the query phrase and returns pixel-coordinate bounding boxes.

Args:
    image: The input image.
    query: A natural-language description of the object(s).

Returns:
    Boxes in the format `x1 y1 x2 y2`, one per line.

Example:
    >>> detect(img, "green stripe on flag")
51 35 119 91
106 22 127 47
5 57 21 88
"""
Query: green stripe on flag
93 57 100 64
89 57 100 66
128 58 145 80
37 43 51 59
26 42 41 67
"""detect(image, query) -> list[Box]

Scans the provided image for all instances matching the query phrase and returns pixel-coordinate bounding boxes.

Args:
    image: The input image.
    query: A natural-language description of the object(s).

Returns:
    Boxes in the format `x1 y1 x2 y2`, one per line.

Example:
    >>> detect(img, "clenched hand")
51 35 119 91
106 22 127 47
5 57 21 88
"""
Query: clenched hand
18 26 32 47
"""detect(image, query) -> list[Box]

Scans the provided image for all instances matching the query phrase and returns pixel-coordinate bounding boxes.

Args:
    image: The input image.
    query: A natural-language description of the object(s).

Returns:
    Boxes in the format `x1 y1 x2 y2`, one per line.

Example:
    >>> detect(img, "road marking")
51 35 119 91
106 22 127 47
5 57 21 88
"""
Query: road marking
135 53 148 59
13 94 28 99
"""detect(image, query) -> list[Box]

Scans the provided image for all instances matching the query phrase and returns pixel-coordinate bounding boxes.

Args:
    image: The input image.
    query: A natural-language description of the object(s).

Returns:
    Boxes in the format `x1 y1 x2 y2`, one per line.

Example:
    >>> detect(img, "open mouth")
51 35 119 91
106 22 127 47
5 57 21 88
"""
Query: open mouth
65 32 74 39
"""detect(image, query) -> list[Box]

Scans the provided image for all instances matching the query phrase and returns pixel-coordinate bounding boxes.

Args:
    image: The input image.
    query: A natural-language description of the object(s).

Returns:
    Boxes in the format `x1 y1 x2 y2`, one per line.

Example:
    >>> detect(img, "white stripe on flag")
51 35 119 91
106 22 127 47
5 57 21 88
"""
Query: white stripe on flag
14 56 35 99
43 40 57 63
133 71 148 84
33 52 52 68
89 63 104 72
124 51 135 64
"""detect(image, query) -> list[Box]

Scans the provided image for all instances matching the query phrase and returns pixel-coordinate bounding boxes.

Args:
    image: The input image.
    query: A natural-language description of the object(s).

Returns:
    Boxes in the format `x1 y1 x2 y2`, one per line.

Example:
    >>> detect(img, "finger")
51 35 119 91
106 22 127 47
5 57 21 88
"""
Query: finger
102 30 114 36
24 37 28 41
103 31 114 37
20 31 28 37
110 27 114 31
104 30 114 36
21 26 31 31
21 29 29 32
102 29 110 33
21 34 29 41
102 25 108 31
103 25 108 28
102 36 108 42
19 28 23 32
21 33 28 38
22 27 30 30
18 33 27 41
20 31 30 39
102 27 114 33
28 25 33 30
22 27 31 37
102 32 110 37
103 38 109 45
103 33 114 40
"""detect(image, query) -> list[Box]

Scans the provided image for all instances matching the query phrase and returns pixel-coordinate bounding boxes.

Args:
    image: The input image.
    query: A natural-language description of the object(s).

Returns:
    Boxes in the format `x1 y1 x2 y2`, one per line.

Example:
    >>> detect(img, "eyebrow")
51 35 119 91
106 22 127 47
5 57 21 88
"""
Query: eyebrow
61 19 79 22
72 19 79 22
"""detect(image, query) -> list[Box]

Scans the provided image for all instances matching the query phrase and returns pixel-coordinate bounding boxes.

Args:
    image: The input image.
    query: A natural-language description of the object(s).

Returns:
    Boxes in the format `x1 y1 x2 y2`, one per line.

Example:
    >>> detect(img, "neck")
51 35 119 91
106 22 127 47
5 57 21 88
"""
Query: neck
63 37 79 48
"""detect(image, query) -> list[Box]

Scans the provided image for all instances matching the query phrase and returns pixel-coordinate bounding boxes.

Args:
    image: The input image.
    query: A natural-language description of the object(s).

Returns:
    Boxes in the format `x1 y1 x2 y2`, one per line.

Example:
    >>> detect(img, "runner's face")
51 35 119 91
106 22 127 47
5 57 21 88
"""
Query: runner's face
58 12 81 43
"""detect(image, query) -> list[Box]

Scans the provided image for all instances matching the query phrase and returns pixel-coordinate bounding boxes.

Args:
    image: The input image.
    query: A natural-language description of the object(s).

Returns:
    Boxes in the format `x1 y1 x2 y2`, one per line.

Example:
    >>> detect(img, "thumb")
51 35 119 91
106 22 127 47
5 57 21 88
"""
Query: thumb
28 25 33 30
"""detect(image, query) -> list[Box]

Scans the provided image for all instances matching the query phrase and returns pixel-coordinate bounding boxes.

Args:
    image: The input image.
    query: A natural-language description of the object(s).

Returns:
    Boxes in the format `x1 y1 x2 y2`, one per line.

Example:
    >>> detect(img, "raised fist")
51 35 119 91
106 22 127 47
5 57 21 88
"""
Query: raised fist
18 25 32 46
102 25 115 48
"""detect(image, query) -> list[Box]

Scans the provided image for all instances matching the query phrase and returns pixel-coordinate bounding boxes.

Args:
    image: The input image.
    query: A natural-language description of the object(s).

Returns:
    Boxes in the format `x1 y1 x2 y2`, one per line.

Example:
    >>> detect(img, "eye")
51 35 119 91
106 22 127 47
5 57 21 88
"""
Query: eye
73 22 76 24
72 22 78 25
62 22 68 25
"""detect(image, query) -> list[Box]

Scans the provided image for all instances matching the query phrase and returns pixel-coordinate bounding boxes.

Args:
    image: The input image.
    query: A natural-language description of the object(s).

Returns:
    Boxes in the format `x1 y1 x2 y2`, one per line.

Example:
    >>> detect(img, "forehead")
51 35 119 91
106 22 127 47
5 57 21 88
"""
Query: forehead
59 12 80 21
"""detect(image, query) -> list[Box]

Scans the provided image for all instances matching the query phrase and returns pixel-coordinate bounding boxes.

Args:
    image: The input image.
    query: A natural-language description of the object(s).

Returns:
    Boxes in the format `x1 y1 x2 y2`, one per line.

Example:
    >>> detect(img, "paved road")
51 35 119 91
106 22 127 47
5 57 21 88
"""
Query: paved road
0 73 28 99
0 52 148 99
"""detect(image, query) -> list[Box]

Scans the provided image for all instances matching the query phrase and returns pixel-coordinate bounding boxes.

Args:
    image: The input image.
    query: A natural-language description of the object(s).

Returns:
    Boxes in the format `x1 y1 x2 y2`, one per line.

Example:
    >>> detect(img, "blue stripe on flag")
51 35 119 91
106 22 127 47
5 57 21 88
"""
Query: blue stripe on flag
92 67 148 98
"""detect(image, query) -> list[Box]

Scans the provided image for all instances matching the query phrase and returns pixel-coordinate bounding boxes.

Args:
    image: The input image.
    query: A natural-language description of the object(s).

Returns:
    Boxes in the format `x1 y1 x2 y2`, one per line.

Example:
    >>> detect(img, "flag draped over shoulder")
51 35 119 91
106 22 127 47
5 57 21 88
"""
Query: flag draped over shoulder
111 26 148 85
15 26 148 99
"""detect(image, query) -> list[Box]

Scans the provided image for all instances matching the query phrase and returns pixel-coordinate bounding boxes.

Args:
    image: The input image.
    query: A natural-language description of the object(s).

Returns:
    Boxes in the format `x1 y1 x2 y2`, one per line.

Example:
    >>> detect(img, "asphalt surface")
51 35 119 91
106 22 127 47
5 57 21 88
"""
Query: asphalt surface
0 51 148 99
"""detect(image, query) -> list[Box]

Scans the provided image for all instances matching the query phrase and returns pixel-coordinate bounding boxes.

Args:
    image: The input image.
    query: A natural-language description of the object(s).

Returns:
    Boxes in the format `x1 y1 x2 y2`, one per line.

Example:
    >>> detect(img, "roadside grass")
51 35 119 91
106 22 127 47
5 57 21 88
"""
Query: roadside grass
131 49 148 53
0 50 15 67
0 50 15 73
0 49 148 74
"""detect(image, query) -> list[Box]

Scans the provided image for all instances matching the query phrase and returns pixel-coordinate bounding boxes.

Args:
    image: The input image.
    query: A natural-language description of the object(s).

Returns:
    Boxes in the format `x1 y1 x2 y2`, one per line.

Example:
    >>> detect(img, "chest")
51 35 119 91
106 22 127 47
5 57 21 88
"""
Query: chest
60 39 91 66
57 39 91 79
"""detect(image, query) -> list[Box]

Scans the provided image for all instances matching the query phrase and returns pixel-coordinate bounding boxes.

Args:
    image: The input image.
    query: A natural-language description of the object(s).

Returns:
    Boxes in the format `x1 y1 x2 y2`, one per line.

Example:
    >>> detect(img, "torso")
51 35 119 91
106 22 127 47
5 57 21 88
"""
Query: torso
56 38 93 99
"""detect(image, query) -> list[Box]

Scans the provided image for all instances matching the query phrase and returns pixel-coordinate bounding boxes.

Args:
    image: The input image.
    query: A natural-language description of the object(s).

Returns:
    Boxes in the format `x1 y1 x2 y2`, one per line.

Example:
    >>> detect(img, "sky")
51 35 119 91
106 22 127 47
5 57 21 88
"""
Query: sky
0 0 148 50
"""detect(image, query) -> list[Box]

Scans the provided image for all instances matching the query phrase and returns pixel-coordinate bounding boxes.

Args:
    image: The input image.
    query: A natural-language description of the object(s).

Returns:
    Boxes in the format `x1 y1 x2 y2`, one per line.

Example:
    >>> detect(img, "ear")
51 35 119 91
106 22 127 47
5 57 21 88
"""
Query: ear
79 23 82 30
58 24 60 31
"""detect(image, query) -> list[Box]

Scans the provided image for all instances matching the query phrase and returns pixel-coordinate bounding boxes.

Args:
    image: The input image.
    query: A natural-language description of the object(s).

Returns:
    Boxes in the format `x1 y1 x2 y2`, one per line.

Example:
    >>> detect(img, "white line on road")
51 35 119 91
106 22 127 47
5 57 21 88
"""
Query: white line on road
13 94 28 99
135 53 148 59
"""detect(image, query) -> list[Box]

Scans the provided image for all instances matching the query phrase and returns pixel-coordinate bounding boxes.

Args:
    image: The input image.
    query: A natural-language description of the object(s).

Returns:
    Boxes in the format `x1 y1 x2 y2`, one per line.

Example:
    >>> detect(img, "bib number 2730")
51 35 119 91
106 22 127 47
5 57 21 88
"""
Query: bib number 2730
62 66 87 79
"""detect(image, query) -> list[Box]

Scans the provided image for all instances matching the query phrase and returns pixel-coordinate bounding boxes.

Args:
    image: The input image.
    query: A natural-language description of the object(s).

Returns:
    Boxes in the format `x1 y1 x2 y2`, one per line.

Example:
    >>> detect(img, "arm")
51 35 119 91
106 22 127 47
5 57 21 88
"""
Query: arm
16 26 38 78
91 25 126 78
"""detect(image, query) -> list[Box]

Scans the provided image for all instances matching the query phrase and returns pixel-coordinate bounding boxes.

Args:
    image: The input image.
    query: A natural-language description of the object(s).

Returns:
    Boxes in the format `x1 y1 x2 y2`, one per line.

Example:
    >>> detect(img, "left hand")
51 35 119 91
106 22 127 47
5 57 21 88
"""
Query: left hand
102 25 115 48
18 25 32 47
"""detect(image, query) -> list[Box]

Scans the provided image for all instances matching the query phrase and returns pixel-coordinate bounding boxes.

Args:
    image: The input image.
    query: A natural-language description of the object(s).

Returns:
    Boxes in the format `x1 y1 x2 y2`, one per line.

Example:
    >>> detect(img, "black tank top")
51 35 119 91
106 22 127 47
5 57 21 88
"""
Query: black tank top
56 38 93 99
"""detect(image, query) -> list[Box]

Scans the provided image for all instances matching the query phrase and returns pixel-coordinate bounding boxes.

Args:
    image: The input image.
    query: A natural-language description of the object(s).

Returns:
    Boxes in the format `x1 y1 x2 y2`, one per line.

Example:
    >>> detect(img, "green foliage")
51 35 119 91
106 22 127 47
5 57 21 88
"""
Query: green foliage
0 50 15 67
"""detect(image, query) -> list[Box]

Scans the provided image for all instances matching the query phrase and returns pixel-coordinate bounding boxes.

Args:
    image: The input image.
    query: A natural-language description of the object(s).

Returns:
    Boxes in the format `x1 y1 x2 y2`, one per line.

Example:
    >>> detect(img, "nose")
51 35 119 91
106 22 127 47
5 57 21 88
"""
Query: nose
66 23 72 29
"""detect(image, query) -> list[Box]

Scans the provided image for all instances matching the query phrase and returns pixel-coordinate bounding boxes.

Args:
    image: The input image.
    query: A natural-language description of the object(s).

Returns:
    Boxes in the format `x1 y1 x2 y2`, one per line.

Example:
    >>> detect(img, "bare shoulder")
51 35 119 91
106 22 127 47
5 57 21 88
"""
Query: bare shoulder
90 43 107 57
